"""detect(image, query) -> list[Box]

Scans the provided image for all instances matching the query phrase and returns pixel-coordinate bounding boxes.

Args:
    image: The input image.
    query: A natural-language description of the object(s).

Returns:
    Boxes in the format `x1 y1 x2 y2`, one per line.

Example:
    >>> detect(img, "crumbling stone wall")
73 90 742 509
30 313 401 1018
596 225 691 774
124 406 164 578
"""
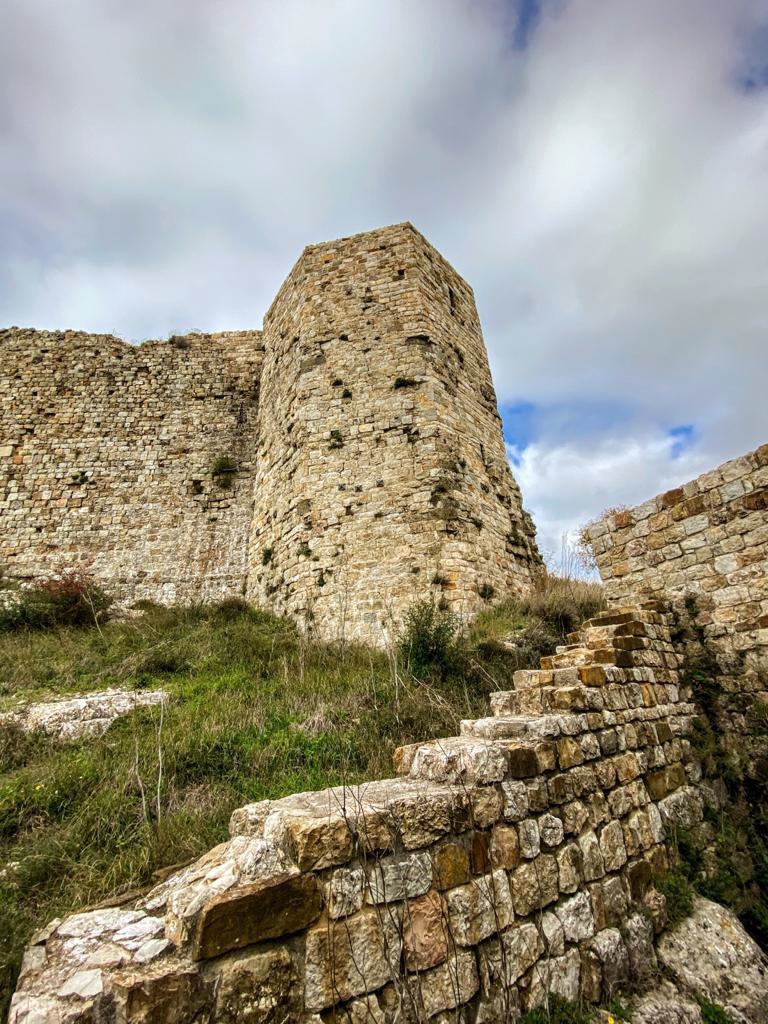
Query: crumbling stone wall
11 602 705 1021
0 329 263 605
250 223 540 642
1 224 541 638
586 445 767 777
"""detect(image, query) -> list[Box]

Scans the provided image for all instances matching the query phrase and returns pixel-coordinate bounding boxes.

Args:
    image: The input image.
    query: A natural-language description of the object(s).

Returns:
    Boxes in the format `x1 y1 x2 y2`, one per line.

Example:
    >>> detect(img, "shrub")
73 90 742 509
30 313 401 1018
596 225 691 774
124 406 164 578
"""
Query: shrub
0 571 112 632
211 455 239 488
657 868 695 925
211 597 252 621
695 995 735 1024
397 600 464 681
518 573 605 638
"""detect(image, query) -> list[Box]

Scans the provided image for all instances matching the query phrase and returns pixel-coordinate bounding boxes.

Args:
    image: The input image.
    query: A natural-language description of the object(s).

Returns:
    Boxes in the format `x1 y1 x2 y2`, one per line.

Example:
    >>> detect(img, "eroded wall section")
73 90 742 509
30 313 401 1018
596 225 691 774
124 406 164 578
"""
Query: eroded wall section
586 445 767 671
250 223 541 642
10 602 702 1021
0 328 263 604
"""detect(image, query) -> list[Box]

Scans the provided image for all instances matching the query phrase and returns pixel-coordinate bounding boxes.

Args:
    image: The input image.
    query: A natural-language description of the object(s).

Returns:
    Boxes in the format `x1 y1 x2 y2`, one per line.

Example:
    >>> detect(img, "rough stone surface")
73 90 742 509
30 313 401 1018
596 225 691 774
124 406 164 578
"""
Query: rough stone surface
1 688 168 740
656 897 768 1024
1 224 542 644
9 601 733 1022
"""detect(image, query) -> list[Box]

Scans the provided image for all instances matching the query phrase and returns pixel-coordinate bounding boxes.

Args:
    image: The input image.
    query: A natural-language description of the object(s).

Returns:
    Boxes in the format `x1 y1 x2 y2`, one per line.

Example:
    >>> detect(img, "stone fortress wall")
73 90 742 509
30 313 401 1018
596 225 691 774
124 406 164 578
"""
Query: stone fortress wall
0 224 542 641
0 328 263 605
586 445 767 772
11 601 706 1022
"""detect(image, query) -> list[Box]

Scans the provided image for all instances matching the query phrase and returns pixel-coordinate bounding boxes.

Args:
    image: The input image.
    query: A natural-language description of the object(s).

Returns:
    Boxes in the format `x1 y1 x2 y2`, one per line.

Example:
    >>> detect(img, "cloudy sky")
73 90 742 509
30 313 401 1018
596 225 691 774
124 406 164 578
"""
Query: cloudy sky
2 0 767 563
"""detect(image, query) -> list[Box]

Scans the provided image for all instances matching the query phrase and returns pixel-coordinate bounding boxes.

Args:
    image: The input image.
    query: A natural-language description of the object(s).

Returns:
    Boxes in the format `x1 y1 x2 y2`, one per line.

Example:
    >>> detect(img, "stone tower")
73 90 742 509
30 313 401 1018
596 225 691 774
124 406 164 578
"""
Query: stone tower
0 223 541 642
248 223 541 642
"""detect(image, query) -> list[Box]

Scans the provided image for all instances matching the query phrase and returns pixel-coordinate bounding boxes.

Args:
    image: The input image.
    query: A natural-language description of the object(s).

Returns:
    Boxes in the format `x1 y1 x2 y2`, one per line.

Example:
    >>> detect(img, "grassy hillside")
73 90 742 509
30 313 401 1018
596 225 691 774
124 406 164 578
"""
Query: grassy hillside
0 579 603 1010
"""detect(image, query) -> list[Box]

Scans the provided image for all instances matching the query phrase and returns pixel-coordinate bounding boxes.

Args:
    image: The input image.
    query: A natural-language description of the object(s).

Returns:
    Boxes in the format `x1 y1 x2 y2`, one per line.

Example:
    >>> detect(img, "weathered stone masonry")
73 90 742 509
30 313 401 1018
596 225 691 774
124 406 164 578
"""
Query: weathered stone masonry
0 329 263 606
586 445 767 774
0 224 541 641
11 602 705 1021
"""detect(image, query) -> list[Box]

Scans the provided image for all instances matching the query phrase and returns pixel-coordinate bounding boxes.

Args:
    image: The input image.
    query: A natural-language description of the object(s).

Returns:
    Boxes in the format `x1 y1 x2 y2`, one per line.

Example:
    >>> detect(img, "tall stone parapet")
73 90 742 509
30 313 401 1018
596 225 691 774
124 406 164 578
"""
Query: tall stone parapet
249 223 541 642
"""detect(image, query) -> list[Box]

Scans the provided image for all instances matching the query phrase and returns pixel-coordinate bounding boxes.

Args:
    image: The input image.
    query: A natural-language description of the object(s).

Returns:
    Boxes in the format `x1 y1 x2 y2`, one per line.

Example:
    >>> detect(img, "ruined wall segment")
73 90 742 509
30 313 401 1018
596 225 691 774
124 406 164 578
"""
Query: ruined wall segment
586 446 767 776
11 602 702 1021
0 328 263 605
586 445 767 673
249 223 541 642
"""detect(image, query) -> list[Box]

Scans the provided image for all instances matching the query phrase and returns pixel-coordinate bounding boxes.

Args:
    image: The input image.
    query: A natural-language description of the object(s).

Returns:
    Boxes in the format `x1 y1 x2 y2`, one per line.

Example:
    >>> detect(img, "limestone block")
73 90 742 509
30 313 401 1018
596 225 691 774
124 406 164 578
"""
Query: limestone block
556 843 583 894
578 831 606 882
479 921 544 995
208 946 301 1023
510 855 558 916
501 780 529 822
658 787 704 830
489 826 520 870
432 843 470 890
518 818 541 859
366 852 432 904
539 813 565 849
190 872 322 960
525 947 581 1007
622 912 657 984
409 738 508 785
304 910 399 1012
444 870 513 946
403 890 449 971
555 891 595 943
589 928 629 993
599 820 628 871
327 867 365 919
417 949 479 1018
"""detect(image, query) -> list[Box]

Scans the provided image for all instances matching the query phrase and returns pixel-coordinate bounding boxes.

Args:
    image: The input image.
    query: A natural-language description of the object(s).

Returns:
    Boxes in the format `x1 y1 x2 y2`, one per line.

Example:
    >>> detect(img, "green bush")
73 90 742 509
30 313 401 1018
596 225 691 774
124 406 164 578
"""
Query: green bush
657 868 695 925
397 600 464 681
695 995 735 1024
0 571 112 632
211 454 239 487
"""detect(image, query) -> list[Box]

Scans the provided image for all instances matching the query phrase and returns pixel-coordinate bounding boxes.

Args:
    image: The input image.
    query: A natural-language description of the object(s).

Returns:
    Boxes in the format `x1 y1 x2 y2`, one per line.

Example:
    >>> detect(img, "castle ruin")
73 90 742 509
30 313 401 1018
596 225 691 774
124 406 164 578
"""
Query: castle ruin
0 223 541 642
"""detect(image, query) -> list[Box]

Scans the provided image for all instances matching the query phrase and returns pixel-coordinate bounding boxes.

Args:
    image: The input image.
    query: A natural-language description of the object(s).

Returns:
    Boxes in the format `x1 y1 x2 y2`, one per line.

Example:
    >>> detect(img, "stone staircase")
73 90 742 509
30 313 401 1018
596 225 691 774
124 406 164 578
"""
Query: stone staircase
10 599 703 1024
394 601 688 788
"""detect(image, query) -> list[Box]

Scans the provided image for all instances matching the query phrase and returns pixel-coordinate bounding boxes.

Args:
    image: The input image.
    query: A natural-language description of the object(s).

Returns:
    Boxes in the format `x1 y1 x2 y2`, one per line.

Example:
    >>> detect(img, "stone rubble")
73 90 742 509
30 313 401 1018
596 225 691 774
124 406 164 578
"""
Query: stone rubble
0 688 168 740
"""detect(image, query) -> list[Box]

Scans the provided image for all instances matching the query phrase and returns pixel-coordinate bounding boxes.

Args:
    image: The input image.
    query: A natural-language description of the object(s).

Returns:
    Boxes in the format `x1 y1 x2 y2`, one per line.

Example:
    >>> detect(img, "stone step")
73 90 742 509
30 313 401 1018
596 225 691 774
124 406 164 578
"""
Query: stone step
512 667 582 691
550 649 596 668
460 712 586 741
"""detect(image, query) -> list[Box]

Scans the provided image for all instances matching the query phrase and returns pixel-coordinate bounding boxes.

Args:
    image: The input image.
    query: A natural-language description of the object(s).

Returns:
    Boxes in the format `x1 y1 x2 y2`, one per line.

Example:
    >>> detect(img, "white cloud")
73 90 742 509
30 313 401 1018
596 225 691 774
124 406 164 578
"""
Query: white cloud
1 0 766 543
511 433 715 565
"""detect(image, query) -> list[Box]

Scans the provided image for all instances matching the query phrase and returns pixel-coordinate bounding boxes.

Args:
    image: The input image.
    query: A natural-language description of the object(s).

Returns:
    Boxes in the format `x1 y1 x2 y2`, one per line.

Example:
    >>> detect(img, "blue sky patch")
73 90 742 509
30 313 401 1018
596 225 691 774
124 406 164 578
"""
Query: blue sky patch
668 423 696 458
512 0 541 50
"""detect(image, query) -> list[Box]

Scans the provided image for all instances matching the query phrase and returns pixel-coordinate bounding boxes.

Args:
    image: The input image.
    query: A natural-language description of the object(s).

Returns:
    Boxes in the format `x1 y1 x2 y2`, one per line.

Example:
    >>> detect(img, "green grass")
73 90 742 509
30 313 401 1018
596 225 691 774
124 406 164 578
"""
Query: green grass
520 996 596 1024
695 995 735 1024
0 587 596 1012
